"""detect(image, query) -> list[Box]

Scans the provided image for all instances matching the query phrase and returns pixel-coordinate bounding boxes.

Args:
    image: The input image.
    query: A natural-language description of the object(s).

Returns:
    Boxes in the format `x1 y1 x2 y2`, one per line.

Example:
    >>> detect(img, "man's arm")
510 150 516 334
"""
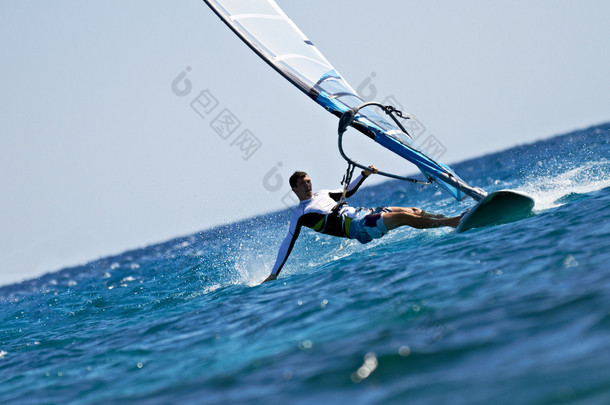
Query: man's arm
262 223 302 284
329 165 378 201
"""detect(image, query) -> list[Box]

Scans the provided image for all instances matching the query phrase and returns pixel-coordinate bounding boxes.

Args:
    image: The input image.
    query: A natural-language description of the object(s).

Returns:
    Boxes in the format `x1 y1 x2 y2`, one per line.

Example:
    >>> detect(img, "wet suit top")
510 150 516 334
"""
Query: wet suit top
270 174 367 276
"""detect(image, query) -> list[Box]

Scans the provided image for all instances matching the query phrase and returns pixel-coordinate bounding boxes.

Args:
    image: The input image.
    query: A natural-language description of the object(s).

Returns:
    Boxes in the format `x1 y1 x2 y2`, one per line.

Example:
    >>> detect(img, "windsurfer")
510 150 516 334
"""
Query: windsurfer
262 167 461 283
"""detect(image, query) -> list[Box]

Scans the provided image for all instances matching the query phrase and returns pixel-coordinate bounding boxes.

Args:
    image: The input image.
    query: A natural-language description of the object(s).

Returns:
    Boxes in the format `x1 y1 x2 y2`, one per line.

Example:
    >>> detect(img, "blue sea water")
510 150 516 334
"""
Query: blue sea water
1 124 609 404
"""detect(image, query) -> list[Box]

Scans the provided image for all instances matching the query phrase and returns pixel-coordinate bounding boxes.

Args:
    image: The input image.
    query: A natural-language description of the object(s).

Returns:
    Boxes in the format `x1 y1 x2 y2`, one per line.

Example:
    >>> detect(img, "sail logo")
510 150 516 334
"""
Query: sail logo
171 67 262 161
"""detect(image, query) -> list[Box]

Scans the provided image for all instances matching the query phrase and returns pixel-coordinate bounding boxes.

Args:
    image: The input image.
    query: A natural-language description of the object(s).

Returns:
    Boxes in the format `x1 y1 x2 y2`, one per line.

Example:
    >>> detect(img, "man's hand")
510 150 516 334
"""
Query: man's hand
261 273 277 284
362 165 379 177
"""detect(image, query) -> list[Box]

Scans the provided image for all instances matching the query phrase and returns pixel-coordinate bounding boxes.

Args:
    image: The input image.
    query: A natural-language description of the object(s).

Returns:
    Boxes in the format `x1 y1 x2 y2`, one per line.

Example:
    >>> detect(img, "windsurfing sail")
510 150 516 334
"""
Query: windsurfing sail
202 0 487 202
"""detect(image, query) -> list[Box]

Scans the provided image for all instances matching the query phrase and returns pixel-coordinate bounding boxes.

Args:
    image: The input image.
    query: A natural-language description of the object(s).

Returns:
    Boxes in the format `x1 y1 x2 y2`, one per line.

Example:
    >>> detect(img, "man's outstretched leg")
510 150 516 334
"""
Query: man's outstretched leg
382 207 461 230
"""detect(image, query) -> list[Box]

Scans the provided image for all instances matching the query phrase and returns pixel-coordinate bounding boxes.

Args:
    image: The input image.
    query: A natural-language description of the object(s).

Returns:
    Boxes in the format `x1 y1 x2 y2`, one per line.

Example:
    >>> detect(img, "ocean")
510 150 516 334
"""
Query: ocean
1 124 609 404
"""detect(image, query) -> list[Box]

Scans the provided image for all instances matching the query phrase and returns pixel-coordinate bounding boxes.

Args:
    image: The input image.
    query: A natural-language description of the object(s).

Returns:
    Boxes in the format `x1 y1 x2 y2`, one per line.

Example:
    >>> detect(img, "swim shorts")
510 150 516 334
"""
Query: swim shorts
348 207 392 244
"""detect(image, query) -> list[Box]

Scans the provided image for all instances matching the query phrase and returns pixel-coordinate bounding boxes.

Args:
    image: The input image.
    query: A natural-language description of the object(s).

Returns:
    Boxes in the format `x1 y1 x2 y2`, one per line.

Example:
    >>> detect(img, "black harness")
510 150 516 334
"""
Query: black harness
319 202 348 237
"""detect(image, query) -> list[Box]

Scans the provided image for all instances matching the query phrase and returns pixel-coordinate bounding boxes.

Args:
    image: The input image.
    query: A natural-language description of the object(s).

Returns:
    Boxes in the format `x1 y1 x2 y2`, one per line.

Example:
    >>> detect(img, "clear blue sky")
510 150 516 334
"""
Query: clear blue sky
1 1 609 286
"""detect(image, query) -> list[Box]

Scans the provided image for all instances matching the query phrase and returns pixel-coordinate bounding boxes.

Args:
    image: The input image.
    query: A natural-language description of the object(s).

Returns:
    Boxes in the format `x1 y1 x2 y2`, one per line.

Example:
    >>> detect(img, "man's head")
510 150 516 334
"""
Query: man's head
289 171 313 201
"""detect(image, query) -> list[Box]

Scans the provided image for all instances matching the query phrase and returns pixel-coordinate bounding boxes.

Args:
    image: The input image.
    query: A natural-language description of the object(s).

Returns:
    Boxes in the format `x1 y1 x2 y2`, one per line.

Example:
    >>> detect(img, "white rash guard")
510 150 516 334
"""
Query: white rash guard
270 174 368 276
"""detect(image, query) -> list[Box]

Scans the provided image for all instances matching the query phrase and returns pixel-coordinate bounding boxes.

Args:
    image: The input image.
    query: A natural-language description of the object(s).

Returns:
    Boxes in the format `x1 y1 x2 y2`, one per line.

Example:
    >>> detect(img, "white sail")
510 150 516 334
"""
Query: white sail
203 0 487 201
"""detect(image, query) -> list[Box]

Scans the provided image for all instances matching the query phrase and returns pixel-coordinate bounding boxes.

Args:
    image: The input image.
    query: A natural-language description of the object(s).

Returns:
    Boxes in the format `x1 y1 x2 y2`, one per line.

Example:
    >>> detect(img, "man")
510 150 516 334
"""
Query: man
262 166 461 283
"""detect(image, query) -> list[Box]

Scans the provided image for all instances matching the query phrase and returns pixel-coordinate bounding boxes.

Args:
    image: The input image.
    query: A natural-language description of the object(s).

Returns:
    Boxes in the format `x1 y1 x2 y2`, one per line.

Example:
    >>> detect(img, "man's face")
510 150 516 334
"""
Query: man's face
292 175 313 201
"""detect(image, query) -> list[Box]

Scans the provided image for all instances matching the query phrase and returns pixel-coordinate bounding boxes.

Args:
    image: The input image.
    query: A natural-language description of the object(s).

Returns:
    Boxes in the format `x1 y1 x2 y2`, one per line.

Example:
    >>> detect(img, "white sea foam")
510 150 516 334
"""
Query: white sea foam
522 160 610 211
202 283 222 294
